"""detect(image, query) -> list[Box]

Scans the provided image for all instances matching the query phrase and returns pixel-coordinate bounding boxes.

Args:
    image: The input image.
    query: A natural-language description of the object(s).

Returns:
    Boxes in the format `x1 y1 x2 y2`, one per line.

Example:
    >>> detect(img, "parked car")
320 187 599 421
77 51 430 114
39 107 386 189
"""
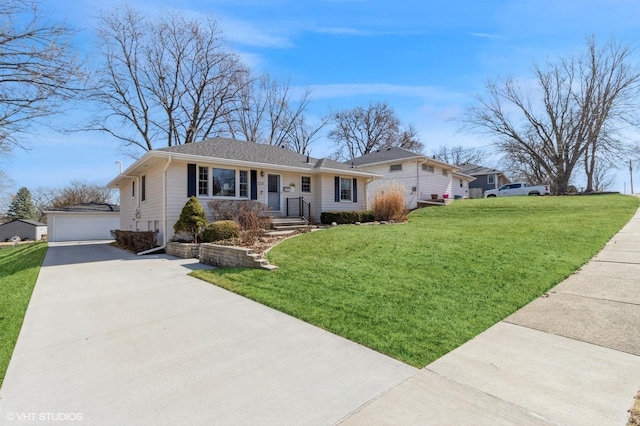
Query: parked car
484 182 550 197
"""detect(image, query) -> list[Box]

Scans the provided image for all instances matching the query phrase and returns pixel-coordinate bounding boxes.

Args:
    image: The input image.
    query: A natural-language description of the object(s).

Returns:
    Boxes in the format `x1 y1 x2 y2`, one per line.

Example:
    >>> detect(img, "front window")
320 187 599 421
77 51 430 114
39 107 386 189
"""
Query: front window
239 170 248 198
422 164 434 173
459 179 463 188
488 174 495 185
141 175 146 201
340 177 352 201
198 167 209 196
213 168 236 197
301 176 311 193
390 164 402 172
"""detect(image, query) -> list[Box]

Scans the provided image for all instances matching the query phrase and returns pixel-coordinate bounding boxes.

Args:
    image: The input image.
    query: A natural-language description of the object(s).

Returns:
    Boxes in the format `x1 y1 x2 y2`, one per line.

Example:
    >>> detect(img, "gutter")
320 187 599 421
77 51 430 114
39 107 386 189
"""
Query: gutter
137 155 172 256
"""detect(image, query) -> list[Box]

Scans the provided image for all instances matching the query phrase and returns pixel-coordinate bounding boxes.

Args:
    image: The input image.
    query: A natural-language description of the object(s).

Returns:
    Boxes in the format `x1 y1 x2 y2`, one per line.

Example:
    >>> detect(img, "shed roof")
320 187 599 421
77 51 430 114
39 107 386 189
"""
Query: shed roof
0 218 47 227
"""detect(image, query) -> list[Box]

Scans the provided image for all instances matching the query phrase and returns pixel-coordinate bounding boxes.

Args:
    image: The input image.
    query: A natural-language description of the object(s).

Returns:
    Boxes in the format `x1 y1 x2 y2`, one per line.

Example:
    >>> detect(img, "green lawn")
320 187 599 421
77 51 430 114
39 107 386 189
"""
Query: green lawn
0 242 48 386
191 195 639 367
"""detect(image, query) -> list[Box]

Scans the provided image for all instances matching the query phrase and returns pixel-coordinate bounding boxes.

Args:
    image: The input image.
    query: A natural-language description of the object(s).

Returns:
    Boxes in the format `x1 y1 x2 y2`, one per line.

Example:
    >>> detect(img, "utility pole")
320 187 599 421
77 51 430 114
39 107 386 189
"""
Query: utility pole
630 160 634 194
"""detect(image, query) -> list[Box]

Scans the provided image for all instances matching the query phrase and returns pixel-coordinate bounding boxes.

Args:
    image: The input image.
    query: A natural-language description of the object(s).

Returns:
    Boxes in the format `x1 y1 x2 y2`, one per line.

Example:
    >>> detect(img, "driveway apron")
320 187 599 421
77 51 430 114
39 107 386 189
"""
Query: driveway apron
0 242 415 426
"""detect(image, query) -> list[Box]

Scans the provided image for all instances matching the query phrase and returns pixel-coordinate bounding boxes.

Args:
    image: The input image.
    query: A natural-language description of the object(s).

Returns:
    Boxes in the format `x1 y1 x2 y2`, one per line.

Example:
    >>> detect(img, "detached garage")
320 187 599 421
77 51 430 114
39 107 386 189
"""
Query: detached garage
45 203 120 242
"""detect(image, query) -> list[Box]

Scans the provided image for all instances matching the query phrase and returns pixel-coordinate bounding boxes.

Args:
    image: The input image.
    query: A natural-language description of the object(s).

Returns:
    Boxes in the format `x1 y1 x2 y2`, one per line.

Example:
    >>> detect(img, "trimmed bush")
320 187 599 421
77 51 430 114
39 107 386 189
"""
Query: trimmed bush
174 196 207 242
207 200 271 230
320 210 375 225
208 199 270 244
202 220 241 242
371 181 408 222
113 230 157 252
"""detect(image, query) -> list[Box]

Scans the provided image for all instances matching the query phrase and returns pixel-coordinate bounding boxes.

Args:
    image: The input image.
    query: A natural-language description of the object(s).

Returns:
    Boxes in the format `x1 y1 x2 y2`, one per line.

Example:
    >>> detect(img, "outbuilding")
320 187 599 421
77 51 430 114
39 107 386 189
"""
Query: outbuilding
45 203 120 242
0 219 47 242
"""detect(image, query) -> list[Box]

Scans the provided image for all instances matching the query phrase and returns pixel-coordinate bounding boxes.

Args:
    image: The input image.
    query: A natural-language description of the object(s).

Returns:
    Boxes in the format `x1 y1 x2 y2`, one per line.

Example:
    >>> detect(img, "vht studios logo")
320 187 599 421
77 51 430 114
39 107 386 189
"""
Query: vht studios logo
6 412 84 422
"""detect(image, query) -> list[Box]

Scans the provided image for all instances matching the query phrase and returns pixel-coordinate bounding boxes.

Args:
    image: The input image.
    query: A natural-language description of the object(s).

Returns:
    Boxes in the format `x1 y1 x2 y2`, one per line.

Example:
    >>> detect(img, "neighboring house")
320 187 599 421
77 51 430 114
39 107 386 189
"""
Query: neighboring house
0 219 47 242
349 147 474 209
45 203 120 242
459 163 510 198
107 138 380 246
452 171 477 200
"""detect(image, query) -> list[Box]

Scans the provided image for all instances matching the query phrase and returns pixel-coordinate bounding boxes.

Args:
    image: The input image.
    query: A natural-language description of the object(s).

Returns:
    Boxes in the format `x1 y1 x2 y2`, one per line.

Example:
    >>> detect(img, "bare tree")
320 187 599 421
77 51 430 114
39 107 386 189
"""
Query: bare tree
396 124 425 154
49 180 114 208
432 144 487 165
328 102 423 160
500 152 551 186
226 74 316 149
0 0 85 152
464 37 640 194
592 159 615 191
91 5 249 152
284 114 330 154
32 181 114 222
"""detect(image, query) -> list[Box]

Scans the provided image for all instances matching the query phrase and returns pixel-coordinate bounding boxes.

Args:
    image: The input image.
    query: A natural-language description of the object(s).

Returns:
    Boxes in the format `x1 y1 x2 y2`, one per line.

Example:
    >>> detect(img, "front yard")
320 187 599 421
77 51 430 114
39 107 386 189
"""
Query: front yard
192 195 640 367
0 242 47 385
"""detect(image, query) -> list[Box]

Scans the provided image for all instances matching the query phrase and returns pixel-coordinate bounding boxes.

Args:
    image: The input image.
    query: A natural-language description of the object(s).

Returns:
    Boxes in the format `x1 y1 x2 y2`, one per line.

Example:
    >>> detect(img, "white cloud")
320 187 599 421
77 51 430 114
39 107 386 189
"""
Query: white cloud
470 32 504 40
313 27 373 36
217 17 292 48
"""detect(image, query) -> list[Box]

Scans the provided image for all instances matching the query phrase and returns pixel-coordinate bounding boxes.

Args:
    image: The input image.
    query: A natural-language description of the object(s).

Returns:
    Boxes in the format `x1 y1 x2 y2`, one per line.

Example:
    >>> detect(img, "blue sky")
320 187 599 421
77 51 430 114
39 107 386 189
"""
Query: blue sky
4 0 640 201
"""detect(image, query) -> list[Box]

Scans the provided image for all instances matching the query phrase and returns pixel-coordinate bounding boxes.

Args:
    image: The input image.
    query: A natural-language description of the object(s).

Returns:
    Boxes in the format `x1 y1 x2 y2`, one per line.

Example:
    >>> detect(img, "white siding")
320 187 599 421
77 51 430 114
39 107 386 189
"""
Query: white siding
417 166 453 205
166 162 189 242
364 162 419 209
116 158 373 236
360 160 455 209
118 177 138 231
318 174 367 220
453 176 472 199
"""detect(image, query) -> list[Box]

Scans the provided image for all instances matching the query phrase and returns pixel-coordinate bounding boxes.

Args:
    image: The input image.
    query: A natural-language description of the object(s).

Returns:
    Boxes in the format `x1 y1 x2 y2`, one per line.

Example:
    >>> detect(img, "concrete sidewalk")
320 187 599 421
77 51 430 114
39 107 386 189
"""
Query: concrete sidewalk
342 210 640 425
0 242 415 425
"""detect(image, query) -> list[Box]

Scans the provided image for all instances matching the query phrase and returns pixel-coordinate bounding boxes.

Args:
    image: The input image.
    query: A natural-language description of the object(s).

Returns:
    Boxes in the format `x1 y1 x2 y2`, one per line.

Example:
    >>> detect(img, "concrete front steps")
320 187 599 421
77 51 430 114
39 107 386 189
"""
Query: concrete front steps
270 217 310 231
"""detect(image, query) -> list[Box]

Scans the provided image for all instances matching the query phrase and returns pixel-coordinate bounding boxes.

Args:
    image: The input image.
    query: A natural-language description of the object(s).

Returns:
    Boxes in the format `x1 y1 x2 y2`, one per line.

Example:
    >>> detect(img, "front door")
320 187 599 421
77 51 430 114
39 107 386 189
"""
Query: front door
267 174 281 212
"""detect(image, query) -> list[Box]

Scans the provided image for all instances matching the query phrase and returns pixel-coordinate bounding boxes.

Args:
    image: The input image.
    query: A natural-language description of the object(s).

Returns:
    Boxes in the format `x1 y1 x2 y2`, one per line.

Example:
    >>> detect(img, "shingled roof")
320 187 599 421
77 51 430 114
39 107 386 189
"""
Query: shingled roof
46 202 120 213
459 163 505 176
348 147 424 166
0 219 46 227
157 138 359 172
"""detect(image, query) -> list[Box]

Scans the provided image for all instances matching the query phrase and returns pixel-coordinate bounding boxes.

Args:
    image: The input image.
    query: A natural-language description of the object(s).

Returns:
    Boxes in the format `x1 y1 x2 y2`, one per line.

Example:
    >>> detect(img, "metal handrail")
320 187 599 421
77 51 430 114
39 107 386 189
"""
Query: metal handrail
286 196 311 224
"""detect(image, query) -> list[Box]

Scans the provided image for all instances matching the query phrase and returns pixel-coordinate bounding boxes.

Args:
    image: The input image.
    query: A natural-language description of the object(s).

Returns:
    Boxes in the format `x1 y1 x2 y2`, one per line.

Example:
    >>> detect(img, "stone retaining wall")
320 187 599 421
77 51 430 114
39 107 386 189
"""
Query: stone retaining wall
165 242 200 259
199 244 276 270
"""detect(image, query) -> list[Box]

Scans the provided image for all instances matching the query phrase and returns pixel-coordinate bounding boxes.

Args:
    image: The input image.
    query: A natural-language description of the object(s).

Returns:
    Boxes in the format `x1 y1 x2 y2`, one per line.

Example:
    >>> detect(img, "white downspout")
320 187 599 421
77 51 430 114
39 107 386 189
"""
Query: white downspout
137 155 172 256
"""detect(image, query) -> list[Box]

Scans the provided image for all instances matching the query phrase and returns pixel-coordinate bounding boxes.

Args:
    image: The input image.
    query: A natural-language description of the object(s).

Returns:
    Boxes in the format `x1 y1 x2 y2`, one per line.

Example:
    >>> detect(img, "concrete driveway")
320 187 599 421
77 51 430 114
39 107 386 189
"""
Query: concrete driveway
0 242 415 425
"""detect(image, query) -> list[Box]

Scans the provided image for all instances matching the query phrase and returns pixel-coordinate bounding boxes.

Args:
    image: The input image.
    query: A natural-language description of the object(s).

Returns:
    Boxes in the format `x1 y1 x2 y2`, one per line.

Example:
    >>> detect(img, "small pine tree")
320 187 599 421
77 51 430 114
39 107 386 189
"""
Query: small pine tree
173 196 207 242
6 187 37 221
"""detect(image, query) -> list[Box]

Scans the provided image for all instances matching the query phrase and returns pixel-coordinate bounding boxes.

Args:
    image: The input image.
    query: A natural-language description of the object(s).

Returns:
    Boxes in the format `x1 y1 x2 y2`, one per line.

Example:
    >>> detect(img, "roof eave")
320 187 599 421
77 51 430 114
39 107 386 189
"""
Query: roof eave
107 150 380 187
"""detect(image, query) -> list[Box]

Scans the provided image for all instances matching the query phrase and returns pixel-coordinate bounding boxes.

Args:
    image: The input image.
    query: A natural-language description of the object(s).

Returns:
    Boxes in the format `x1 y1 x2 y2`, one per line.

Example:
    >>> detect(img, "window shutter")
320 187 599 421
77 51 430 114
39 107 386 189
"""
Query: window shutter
250 170 258 200
334 176 340 202
353 178 358 203
187 164 197 197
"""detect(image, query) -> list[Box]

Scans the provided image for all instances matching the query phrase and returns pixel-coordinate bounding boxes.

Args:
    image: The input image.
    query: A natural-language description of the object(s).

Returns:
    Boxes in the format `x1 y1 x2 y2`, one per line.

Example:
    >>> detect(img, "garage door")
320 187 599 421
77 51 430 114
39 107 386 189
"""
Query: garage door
49 214 120 242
